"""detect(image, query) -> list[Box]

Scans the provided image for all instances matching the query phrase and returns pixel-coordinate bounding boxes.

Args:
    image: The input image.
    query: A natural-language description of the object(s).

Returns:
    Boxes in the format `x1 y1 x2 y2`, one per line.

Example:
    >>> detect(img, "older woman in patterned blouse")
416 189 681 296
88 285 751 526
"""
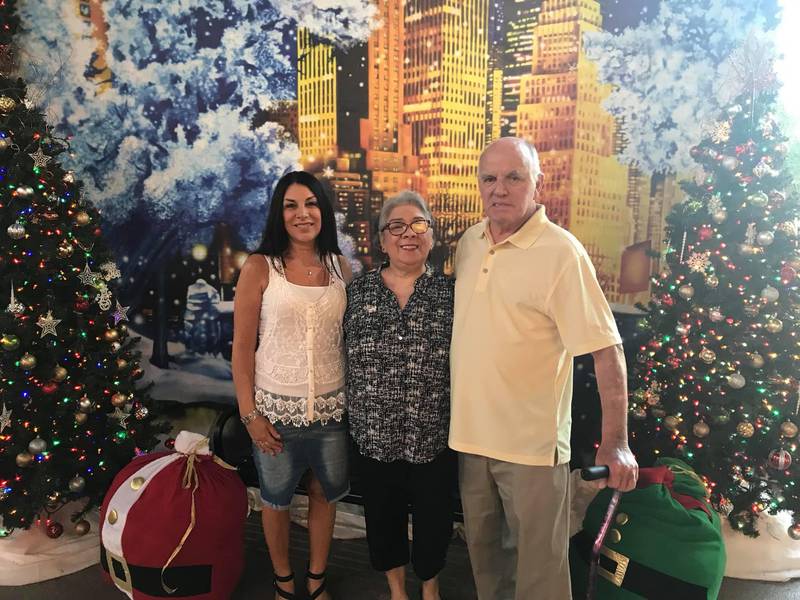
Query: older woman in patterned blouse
344 191 455 600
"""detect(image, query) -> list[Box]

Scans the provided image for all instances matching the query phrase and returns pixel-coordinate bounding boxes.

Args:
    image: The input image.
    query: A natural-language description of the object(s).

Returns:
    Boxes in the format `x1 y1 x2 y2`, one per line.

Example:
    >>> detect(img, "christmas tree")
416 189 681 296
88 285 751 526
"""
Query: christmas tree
0 74 164 538
629 84 800 537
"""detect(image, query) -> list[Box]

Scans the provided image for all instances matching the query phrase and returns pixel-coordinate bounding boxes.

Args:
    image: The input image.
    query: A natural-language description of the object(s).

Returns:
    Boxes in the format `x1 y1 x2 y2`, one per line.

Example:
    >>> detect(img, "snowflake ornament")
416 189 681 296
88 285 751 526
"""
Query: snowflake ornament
100 261 121 281
687 252 711 273
709 121 731 144
95 286 113 311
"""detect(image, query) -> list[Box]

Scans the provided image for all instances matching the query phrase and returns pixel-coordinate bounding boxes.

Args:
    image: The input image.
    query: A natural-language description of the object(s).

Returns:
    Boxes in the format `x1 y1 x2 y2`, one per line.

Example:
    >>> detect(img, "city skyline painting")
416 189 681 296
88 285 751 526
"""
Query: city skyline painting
16 0 784 402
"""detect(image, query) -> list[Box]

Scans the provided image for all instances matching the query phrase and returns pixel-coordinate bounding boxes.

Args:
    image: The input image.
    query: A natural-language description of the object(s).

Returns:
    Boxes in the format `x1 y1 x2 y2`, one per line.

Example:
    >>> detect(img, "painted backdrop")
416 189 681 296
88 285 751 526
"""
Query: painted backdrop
17 0 788 403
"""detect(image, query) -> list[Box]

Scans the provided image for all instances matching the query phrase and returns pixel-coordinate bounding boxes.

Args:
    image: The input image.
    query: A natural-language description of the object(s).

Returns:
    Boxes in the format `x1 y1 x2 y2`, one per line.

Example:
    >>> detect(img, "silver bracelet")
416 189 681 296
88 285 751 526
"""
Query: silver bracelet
240 409 260 425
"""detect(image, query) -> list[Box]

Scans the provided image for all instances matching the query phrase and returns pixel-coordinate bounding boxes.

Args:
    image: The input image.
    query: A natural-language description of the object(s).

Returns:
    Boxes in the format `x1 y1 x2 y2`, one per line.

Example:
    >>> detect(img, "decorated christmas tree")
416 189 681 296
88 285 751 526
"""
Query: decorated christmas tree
0 74 163 538
629 82 800 537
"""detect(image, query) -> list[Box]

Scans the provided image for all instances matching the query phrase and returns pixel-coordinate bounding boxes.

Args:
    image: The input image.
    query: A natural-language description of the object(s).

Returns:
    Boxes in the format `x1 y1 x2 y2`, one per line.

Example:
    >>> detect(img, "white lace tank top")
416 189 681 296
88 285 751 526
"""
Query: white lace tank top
253 254 347 426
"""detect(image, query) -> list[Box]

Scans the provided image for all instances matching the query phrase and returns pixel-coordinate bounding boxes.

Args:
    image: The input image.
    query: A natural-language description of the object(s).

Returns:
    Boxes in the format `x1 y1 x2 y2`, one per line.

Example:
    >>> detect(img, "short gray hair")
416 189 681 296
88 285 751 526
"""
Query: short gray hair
377 190 433 231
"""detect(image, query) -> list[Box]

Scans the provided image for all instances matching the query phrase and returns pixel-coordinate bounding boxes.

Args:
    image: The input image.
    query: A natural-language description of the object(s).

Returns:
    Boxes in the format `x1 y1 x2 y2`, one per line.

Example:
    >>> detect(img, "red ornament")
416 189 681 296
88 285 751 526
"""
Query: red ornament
164 438 176 450
780 265 797 282
46 521 64 539
93 227 102 237
74 298 90 312
768 449 792 471
662 295 675 307
41 382 59 395
699 226 713 241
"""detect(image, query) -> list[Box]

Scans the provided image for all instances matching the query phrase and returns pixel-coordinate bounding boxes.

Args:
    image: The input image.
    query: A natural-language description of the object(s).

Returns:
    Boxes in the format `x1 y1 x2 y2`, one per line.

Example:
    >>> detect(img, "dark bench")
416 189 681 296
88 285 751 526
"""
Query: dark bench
209 408 464 520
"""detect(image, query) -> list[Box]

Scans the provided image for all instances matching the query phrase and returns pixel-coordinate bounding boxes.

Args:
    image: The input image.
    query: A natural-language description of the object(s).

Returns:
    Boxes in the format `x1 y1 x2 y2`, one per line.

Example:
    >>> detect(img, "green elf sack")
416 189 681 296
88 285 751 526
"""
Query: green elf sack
570 458 726 599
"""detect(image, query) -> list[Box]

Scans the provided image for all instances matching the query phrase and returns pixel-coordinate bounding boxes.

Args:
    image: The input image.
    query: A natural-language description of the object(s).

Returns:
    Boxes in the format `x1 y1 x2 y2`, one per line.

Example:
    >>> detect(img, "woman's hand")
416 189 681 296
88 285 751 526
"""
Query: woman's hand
247 415 283 456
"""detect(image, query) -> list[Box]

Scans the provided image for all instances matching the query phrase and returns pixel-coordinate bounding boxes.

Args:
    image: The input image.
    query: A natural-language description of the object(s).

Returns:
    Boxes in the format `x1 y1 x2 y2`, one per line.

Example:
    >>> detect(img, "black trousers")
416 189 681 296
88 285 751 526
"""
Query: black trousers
358 449 456 581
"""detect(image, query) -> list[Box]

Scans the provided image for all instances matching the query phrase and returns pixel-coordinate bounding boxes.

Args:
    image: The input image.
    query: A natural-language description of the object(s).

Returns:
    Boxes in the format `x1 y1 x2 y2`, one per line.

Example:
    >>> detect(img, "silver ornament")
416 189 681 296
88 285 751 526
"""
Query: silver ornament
68 476 86 493
727 104 743 115
78 396 94 413
7 223 25 239
761 286 780 303
27 437 47 454
705 275 719 288
788 524 800 541
693 421 710 438
727 372 746 389
756 231 774 246
678 284 695 300
712 209 727 224
721 156 739 171
750 353 765 368
709 308 724 322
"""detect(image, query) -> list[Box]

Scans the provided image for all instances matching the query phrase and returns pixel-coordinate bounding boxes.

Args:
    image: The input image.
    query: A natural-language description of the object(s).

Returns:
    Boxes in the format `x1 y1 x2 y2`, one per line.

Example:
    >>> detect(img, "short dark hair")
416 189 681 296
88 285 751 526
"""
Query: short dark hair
255 171 342 261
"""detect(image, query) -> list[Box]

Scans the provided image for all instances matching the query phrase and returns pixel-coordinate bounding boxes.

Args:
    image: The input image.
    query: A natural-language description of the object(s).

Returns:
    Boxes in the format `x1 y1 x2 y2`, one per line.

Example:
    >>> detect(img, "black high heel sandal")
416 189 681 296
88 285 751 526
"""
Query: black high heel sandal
305 566 328 599
273 571 296 599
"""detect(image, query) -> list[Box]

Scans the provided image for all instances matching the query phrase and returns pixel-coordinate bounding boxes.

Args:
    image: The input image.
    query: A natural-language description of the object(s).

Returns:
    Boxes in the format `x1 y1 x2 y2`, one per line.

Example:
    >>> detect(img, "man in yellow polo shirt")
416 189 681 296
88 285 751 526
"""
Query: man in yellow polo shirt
449 137 638 599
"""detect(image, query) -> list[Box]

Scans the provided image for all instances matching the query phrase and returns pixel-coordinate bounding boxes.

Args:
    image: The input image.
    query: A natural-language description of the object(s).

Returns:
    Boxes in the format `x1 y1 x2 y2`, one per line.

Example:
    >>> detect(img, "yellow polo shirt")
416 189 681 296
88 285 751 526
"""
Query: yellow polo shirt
449 206 622 466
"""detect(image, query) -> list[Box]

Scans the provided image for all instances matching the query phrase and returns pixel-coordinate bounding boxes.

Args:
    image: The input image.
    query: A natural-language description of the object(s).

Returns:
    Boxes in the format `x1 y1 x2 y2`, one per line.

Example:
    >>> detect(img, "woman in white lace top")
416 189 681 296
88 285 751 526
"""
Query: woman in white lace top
233 171 353 600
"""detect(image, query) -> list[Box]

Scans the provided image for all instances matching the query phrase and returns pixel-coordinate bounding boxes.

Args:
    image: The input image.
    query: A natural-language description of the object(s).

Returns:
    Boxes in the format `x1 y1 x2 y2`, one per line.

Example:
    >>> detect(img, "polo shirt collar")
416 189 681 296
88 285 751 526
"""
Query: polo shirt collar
480 205 549 249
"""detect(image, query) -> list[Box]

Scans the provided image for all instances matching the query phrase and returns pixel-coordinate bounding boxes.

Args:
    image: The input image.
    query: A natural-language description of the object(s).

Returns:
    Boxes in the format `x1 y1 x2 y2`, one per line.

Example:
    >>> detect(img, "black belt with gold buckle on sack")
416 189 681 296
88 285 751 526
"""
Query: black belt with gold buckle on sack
572 530 709 600
101 546 212 597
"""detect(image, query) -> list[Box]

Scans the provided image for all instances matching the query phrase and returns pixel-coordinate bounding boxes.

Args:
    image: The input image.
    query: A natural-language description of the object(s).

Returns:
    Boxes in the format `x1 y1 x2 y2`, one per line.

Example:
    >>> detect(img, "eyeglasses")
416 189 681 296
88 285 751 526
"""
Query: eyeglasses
382 220 431 236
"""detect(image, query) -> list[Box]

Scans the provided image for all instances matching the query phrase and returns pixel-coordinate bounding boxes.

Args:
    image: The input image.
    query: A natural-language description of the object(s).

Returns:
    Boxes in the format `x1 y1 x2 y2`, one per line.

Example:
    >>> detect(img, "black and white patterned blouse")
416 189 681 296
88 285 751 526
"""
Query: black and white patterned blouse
344 265 453 464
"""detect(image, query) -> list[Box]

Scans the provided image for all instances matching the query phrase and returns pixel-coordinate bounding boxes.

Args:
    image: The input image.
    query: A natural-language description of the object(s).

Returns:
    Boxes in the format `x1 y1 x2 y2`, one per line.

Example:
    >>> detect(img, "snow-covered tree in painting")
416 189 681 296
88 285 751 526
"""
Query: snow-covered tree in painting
17 0 374 371
584 0 778 173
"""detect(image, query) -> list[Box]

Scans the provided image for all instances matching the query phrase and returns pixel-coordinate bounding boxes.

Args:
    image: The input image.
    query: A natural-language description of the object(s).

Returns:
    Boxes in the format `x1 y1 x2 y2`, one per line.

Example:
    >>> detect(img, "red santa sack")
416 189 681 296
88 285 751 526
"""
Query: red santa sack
100 431 248 599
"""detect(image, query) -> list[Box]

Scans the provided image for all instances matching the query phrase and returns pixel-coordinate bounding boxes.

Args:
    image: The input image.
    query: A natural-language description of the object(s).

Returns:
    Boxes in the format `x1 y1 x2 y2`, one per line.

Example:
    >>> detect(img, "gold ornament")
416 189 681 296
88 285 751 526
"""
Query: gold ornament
787 256 800 270
750 353 765 369
74 412 88 425
699 348 716 364
53 366 68 382
777 222 797 238
104 329 120 342
781 421 799 438
19 353 37 370
615 513 629 526
607 529 622 544
0 96 16 113
68 476 86 493
705 275 719 288
111 392 128 407
107 509 118 525
788 523 800 541
130 477 145 491
726 372 746 389
737 421 755 438
693 421 711 437
766 318 784 333
75 211 91 226
664 415 681 431
678 284 695 300
1 334 20 351
15 452 34 467
116 358 128 369
746 191 769 207
74 520 91 536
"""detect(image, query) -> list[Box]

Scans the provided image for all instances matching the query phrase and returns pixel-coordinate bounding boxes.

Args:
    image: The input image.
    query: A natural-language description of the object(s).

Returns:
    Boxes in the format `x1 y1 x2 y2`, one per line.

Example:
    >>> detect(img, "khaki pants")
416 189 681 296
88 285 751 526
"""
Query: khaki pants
459 453 571 600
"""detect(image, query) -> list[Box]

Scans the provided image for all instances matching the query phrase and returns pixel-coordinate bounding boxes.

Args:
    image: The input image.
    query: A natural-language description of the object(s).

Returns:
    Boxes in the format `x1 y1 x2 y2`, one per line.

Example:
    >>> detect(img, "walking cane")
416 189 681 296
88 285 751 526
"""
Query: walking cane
580 465 622 600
